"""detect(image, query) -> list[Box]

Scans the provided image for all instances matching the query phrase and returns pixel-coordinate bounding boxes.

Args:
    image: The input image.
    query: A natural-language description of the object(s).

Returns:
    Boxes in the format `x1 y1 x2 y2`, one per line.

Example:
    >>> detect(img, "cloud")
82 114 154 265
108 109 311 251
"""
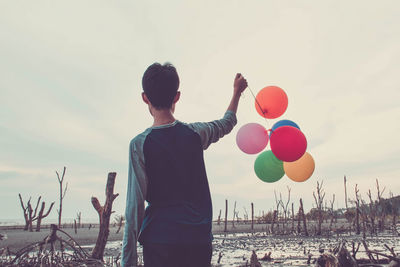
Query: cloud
1 1 400 221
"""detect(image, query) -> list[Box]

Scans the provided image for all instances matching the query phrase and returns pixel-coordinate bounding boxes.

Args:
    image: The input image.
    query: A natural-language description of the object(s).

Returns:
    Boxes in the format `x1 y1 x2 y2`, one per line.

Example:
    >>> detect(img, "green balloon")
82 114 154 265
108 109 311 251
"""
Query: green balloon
254 150 285 183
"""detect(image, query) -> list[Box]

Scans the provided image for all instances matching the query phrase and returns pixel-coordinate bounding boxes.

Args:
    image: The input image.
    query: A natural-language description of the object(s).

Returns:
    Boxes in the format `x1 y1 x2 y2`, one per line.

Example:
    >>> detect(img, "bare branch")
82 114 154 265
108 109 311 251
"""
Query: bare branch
62 182 68 199
91 197 103 215
61 166 66 182
18 193 27 211
32 196 42 219
43 202 55 218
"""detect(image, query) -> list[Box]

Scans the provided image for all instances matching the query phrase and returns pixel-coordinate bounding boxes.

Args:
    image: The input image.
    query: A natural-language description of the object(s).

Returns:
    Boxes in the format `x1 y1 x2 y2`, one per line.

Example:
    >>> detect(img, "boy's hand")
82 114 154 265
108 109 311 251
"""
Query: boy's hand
234 73 248 97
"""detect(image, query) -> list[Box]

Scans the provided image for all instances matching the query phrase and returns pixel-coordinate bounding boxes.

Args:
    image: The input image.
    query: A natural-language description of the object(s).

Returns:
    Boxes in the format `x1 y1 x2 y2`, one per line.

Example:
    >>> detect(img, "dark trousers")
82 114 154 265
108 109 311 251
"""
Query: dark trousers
143 242 212 267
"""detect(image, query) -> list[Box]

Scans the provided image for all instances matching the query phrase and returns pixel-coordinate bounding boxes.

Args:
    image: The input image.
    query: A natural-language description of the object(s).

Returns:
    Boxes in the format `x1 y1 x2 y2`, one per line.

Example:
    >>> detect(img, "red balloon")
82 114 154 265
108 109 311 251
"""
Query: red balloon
270 126 307 162
255 86 288 119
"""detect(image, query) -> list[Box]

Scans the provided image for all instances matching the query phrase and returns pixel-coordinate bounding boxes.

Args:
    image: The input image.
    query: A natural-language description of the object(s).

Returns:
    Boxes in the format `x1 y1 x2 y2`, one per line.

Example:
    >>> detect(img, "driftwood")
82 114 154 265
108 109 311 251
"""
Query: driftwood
313 240 400 267
362 240 400 264
250 250 261 267
9 224 99 266
260 252 272 261
91 172 119 260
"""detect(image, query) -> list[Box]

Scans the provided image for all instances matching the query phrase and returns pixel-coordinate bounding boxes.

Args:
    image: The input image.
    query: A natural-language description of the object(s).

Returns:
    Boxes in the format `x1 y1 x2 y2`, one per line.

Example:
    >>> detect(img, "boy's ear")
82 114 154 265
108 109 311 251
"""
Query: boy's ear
142 92 150 104
173 91 181 104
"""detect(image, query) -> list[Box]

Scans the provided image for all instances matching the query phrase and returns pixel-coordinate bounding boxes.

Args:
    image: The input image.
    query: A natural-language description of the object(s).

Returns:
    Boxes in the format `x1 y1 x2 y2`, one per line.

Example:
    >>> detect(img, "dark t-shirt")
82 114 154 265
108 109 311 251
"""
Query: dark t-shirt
121 111 237 266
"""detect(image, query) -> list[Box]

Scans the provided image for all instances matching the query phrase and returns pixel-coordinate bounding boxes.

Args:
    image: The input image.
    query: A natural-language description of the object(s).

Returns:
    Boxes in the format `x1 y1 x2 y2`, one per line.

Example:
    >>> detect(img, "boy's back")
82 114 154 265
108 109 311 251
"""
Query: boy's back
121 63 247 267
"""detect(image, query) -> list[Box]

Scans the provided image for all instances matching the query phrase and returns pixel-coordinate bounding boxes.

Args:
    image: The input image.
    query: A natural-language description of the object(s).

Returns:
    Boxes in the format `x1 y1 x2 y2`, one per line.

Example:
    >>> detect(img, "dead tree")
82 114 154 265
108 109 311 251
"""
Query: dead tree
232 201 237 228
224 199 228 232
297 206 301 234
251 202 254 231
56 167 68 228
76 212 82 228
91 172 119 260
36 200 55 232
114 215 125 234
354 184 361 235
359 199 368 238
279 187 291 233
390 192 397 235
299 198 308 236
28 196 41 232
19 194 54 232
313 181 325 235
243 207 249 222
344 175 348 210
366 189 377 235
18 194 32 231
271 210 278 233
291 202 295 233
273 190 281 232
217 209 222 225
328 194 335 232
376 179 386 231
235 210 240 223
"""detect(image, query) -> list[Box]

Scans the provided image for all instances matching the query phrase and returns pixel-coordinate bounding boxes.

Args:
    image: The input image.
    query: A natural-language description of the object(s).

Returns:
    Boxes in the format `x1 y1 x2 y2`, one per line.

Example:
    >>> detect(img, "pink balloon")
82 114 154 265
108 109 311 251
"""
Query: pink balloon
270 126 307 162
236 123 269 154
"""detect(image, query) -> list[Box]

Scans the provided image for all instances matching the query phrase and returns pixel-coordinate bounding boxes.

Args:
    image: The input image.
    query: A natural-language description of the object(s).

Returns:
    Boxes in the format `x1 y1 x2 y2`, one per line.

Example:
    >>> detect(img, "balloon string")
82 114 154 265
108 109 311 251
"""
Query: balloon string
247 85 270 130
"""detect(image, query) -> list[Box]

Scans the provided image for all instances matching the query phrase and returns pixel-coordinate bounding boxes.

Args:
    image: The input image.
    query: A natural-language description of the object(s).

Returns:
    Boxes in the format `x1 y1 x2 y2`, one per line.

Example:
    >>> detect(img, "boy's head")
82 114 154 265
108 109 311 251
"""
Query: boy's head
142 62 180 110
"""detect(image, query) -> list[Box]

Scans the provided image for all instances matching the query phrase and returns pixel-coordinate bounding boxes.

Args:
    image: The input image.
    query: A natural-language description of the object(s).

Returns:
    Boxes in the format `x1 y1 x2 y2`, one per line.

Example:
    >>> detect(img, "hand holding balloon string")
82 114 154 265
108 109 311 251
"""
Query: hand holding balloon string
239 77 271 131
233 73 248 96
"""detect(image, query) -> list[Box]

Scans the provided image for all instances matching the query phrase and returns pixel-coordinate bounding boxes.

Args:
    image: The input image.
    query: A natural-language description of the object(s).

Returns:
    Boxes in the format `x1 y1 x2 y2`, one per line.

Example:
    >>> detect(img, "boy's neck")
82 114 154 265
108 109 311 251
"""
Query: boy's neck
151 108 176 127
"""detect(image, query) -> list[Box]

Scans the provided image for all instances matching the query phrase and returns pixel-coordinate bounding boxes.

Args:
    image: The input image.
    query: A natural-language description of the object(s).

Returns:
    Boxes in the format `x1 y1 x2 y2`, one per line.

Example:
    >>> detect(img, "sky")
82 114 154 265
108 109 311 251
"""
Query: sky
1 1 399 223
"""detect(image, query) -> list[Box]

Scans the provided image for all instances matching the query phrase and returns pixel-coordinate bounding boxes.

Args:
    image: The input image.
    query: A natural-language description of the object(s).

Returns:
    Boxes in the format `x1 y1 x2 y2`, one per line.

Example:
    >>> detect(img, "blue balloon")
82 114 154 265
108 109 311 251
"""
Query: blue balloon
270 120 300 135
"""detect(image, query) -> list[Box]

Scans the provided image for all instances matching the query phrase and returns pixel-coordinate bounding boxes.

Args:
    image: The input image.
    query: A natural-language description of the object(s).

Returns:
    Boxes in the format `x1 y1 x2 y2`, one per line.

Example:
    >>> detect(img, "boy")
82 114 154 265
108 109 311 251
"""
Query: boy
122 63 247 267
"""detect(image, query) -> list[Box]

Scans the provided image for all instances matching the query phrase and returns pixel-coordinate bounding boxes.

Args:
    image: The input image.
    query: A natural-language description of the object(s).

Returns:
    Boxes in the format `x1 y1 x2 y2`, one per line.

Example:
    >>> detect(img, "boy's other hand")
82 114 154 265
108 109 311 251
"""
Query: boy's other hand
234 73 248 96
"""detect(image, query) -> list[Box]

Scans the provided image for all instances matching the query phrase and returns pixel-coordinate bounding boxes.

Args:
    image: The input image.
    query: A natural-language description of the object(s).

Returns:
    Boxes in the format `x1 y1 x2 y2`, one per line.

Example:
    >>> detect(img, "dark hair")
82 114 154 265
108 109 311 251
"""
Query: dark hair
142 62 180 109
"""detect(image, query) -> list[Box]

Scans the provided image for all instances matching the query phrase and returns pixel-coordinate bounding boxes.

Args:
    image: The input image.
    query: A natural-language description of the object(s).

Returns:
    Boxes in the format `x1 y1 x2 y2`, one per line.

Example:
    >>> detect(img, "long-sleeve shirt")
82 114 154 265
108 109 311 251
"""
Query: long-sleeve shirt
121 111 237 267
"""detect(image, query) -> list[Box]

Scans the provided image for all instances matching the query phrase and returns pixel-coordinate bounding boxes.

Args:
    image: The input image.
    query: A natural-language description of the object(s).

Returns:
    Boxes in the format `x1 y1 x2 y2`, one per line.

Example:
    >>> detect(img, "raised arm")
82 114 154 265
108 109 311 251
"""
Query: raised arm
187 73 247 150
227 73 248 114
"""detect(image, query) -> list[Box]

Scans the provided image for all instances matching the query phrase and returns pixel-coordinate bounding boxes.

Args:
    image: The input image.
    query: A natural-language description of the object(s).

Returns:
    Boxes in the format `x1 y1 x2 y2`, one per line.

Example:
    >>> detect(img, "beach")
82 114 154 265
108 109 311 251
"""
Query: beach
2 222 400 266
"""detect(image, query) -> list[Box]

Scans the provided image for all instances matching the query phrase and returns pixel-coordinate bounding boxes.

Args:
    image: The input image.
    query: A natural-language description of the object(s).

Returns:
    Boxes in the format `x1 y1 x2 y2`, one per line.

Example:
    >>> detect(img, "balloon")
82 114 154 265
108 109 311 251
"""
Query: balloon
255 86 288 119
271 119 300 133
270 126 307 162
236 123 269 154
254 150 285 183
284 152 315 182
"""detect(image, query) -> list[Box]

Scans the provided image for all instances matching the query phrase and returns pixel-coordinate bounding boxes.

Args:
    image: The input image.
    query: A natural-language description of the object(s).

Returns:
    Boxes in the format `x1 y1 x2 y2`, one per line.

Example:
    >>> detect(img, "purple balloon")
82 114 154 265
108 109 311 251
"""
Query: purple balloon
236 123 269 154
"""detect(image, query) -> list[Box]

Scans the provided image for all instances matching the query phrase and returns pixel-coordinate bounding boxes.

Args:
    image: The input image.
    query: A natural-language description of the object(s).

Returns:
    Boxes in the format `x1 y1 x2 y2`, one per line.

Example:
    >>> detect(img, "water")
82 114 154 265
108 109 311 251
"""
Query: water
93 232 400 266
